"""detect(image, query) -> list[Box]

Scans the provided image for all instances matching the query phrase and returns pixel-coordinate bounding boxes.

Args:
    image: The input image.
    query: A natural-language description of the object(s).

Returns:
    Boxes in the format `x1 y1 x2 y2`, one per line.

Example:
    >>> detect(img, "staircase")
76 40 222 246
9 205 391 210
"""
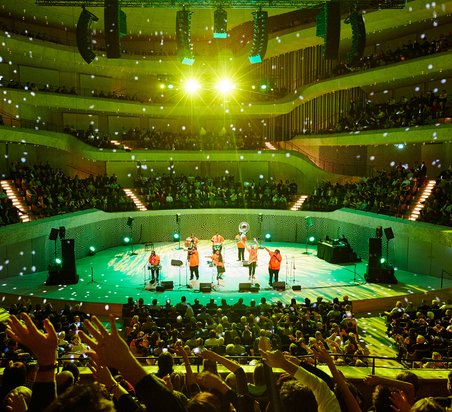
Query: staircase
408 180 436 221
290 195 308 211
123 188 147 211
0 180 31 222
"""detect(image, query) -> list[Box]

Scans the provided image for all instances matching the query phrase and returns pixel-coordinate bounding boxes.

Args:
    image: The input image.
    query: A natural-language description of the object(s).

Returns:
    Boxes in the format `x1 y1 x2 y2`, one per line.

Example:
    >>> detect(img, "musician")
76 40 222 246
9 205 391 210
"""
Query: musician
235 232 247 261
186 233 199 249
245 239 259 280
264 247 282 286
188 246 200 281
148 250 161 284
211 232 225 252
211 249 225 280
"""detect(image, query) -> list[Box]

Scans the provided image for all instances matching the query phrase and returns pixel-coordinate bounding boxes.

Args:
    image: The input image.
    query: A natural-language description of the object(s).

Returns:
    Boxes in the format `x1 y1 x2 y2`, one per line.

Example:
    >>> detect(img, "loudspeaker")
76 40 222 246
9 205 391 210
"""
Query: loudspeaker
61 239 77 279
239 283 252 292
104 0 121 58
368 238 382 268
250 284 260 293
156 285 165 292
292 285 301 291
200 283 212 293
161 281 173 290
365 265 398 284
273 281 286 291
323 2 340 59
384 227 394 240
76 8 98 64
49 228 59 241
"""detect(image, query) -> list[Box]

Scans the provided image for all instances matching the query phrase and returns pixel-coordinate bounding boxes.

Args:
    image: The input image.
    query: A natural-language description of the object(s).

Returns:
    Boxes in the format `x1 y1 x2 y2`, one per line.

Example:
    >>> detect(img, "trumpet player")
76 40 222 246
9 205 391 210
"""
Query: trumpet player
235 231 247 261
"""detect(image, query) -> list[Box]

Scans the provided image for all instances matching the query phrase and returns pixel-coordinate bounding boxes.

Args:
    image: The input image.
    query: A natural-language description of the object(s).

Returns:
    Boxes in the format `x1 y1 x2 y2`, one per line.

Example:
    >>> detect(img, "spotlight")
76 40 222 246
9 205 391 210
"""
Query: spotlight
213 7 227 39
123 236 131 243
308 235 317 244
88 246 96 256
173 232 180 242
126 217 134 227
264 233 272 241
55 258 62 265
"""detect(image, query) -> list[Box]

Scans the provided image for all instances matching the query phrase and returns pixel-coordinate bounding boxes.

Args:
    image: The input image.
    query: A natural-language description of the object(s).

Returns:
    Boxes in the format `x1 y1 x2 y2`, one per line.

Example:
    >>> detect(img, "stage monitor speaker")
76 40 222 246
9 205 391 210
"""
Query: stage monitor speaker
384 227 394 240
292 285 301 291
239 283 252 292
161 281 174 290
200 283 212 293
49 228 59 241
273 281 286 291
104 0 121 58
156 285 165 292
365 265 397 284
250 284 260 293
368 237 382 268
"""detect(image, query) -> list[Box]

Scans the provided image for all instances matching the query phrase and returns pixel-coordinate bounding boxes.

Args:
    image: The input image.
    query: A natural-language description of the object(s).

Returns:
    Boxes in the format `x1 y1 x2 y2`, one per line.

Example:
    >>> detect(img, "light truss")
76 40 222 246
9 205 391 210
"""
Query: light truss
35 0 406 9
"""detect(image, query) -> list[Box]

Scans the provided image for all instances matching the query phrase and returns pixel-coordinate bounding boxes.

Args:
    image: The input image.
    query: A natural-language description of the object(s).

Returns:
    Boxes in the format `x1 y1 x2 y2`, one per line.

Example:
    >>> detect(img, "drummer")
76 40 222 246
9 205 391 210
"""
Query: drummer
211 232 225 253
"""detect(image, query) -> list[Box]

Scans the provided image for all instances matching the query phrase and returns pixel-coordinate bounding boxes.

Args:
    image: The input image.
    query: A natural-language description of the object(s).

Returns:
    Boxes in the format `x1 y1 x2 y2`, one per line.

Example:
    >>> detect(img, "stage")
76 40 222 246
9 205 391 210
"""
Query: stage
0 239 449 311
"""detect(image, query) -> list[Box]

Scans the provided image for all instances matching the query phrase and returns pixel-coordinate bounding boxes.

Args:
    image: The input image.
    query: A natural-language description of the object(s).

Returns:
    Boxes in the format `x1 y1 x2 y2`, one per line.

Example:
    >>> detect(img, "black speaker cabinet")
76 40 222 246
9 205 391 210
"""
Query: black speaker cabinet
323 2 340 59
292 285 301 291
273 281 286 291
368 238 382 268
104 0 121 58
365 265 398 284
76 9 97 64
200 283 212 293
239 283 252 292
384 227 394 240
161 281 174 290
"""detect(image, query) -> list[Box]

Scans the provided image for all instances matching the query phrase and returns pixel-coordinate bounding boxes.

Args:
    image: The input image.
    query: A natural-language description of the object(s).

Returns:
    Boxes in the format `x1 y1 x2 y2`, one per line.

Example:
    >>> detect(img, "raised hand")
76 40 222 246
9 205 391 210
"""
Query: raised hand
7 313 58 365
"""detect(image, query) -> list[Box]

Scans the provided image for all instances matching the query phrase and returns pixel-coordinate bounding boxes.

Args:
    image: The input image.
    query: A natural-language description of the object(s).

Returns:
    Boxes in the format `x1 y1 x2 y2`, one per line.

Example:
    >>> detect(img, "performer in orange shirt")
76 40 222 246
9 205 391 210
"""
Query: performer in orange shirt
186 233 199 249
211 249 225 281
147 250 161 284
245 239 259 280
264 246 282 286
188 246 200 280
235 232 247 261
211 232 225 252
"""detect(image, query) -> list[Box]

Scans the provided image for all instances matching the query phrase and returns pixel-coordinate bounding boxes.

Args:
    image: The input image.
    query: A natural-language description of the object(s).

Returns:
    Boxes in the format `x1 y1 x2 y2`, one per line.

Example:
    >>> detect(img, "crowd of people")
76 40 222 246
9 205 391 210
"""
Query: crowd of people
133 174 298 210
383 298 452 368
331 90 448 134
417 166 452 226
9 162 136 218
63 125 267 151
302 163 426 218
0 295 450 412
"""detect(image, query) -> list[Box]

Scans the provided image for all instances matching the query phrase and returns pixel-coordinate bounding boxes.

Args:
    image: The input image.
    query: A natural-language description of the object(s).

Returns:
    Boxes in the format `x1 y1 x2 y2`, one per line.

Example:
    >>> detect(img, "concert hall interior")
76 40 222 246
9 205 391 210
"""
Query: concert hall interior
0 0 452 410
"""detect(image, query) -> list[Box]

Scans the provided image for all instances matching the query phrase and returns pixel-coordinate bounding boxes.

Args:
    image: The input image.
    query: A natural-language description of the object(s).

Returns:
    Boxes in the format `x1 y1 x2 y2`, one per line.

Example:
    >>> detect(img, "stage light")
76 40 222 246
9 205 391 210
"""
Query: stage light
55 258 62 265
213 7 227 39
123 236 131 243
308 235 317 244
88 246 96 256
264 233 272 241
173 232 180 242
184 78 201 94
216 78 235 95
380 257 386 264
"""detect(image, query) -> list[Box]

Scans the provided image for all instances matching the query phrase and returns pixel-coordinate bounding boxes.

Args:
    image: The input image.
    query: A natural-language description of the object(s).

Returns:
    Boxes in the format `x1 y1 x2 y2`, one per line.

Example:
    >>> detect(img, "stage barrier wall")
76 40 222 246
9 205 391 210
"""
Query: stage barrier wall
0 208 450 280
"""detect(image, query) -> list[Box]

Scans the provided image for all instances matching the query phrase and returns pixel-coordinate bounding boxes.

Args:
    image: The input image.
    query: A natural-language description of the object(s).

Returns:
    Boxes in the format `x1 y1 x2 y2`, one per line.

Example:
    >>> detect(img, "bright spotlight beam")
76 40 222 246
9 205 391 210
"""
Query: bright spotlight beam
216 78 235 95
184 78 201 94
